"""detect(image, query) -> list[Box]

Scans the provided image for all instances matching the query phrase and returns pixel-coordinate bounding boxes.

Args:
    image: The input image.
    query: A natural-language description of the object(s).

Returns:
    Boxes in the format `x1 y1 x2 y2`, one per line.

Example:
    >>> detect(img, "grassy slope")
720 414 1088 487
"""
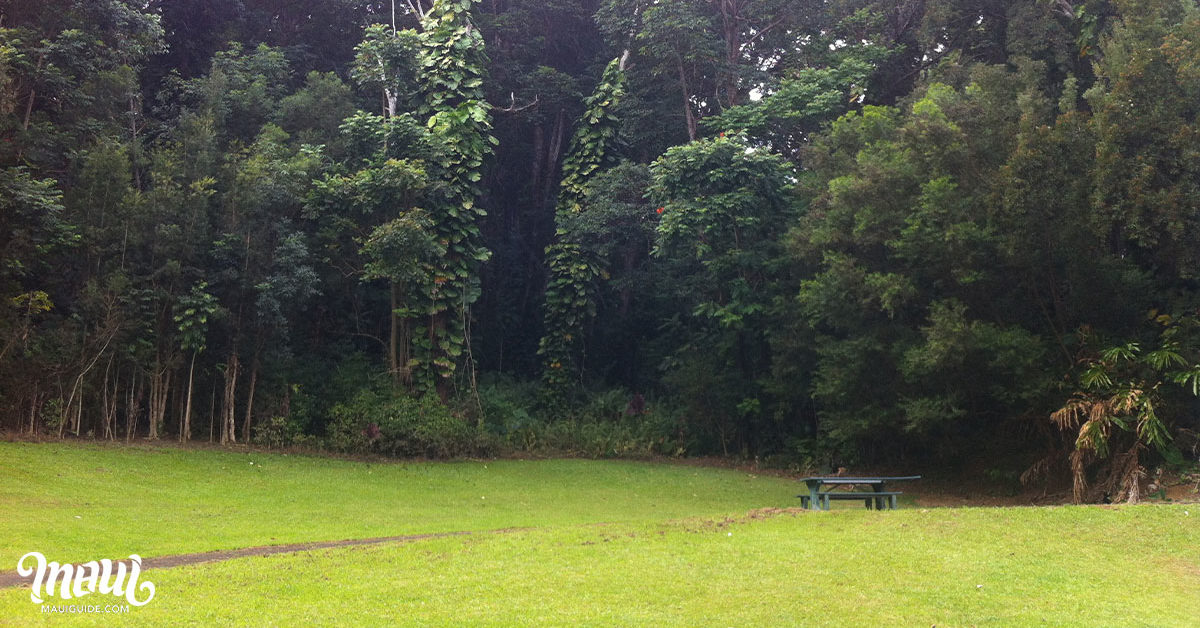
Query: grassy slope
0 441 796 564
3 507 1198 626
2 442 1198 626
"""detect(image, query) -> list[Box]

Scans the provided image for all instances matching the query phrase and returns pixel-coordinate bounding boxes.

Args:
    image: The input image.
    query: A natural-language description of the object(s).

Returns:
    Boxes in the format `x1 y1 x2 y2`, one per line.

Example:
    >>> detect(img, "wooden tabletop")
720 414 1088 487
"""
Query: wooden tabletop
799 476 921 483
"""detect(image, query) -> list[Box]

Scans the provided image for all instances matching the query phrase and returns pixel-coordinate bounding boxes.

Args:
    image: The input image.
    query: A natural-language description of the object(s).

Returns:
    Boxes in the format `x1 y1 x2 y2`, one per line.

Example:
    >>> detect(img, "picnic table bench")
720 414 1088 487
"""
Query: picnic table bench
797 476 921 510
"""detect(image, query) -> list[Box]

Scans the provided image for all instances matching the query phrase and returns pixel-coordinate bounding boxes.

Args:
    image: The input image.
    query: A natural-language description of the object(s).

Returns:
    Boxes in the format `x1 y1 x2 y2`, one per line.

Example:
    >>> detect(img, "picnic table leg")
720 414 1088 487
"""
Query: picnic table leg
872 484 885 510
890 493 898 510
807 481 821 511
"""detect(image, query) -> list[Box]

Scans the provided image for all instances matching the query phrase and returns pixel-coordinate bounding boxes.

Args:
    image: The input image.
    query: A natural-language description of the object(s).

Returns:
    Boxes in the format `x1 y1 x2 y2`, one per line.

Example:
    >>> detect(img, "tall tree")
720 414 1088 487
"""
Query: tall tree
538 57 628 399
650 135 796 453
413 0 495 398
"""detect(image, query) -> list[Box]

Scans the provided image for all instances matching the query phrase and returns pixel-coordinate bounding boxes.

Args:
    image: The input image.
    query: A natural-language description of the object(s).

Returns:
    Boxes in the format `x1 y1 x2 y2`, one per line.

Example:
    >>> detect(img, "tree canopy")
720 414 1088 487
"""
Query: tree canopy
3 0 1199 501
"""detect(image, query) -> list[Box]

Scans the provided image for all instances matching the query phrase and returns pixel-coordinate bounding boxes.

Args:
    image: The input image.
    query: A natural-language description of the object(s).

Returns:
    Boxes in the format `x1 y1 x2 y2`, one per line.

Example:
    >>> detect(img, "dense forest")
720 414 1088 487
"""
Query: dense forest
3 0 1200 501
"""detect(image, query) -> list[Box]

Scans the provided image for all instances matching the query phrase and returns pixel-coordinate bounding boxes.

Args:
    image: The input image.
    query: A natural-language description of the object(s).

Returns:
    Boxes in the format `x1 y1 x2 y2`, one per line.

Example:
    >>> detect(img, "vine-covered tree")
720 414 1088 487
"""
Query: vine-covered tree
1 0 1198 498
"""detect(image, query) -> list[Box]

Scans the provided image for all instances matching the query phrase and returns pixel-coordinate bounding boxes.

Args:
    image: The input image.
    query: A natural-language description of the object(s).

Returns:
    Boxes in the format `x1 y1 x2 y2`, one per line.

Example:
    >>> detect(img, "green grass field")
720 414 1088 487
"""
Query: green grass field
1 442 1198 626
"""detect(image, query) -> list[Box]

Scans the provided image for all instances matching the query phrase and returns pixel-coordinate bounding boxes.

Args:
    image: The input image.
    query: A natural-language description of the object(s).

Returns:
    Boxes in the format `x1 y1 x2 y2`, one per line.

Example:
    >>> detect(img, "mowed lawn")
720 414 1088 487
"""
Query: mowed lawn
0 442 797 564
1 443 1199 626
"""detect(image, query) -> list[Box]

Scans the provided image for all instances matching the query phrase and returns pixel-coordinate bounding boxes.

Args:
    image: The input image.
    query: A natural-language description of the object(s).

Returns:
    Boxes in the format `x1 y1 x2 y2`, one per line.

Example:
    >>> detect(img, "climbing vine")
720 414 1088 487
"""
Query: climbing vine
410 0 495 396
538 58 627 398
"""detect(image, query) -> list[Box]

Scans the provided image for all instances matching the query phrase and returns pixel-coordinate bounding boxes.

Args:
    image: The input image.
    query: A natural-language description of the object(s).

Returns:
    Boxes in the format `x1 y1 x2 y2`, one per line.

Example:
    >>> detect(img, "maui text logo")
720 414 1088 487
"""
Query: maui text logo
16 552 156 607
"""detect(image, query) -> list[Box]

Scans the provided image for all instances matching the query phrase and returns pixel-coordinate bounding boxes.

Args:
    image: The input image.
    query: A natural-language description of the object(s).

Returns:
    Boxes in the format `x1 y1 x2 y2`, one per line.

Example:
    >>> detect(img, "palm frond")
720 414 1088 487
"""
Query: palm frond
1080 365 1112 389
1050 395 1095 430
1100 342 1139 363
1169 366 1200 395
1145 346 1186 370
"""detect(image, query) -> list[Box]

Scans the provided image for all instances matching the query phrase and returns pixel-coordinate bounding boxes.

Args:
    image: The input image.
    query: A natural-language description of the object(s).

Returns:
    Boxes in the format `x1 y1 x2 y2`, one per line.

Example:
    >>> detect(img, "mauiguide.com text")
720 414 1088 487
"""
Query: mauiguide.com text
42 604 130 614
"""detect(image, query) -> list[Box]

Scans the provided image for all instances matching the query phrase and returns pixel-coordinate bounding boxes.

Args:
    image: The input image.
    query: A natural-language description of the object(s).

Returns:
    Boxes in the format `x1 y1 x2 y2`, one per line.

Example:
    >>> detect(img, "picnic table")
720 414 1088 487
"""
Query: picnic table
798 476 921 510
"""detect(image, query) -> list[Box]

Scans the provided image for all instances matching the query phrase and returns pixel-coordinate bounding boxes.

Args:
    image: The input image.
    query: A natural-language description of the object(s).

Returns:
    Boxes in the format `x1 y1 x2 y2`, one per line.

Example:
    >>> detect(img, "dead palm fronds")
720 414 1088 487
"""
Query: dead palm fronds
1049 387 1159 503
1041 322 1196 503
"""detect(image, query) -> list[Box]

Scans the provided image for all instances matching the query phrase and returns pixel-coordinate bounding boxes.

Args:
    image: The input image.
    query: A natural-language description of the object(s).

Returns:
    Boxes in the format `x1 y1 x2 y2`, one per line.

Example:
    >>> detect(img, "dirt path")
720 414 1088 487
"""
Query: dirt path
0 530 480 589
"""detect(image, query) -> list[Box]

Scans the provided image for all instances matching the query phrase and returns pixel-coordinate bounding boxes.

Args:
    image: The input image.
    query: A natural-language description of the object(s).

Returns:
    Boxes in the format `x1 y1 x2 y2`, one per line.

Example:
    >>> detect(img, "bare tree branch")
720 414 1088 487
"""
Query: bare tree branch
404 0 428 22
494 93 539 114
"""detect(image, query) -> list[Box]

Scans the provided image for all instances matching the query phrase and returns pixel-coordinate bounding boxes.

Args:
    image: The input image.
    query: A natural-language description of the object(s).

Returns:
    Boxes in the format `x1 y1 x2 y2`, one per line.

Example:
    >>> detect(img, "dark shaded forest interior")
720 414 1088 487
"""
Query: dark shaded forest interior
3 0 1200 502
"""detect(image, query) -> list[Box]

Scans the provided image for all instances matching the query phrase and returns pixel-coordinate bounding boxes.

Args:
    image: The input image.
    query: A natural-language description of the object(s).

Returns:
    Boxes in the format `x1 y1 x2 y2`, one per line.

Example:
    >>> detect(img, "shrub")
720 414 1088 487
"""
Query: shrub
327 387 484 458
254 416 291 449
253 415 316 450
473 373 542 431
470 378 686 457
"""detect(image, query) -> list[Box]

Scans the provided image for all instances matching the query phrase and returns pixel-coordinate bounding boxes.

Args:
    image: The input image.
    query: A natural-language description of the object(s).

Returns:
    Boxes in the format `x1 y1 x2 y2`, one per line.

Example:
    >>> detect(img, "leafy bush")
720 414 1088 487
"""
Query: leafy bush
253 416 319 450
327 387 485 458
471 377 685 458
537 409 684 458
661 348 753 455
288 352 379 437
254 416 292 449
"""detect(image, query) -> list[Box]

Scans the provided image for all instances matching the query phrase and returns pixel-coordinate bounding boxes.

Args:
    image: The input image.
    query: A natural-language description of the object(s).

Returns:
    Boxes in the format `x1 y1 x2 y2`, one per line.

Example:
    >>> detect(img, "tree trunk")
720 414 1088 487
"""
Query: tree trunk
74 387 84 436
399 315 412 388
76 383 84 435
102 357 116 440
541 109 567 204
242 357 258 443
128 92 142 191
209 386 217 442
677 59 697 141
220 352 240 444
180 351 197 443
20 51 46 132
385 88 398 120
125 368 141 442
22 77 37 132
28 382 39 436
61 372 86 438
718 0 743 108
431 311 451 402
390 282 400 385
388 283 413 388
148 364 171 440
